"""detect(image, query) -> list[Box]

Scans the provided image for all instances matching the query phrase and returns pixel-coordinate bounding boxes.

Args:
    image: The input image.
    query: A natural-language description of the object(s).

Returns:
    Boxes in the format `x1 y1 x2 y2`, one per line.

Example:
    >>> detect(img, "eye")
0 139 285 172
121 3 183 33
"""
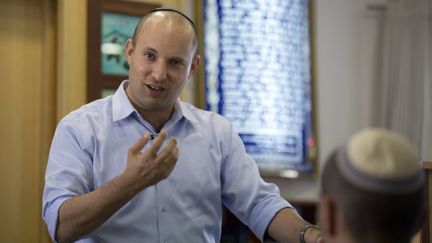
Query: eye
143 52 156 60
170 59 184 67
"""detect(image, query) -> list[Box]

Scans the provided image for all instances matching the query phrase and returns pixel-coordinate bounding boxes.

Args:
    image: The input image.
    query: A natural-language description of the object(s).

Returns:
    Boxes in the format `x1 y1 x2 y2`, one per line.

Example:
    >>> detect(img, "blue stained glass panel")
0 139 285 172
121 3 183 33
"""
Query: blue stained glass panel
204 0 316 176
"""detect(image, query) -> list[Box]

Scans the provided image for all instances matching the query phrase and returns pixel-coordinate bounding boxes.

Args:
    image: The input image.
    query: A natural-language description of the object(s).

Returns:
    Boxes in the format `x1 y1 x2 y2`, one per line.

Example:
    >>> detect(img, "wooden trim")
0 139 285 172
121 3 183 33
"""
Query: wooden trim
422 161 432 170
57 0 87 119
309 0 319 178
87 0 102 101
104 0 157 15
194 0 205 109
39 1 58 241
422 161 432 243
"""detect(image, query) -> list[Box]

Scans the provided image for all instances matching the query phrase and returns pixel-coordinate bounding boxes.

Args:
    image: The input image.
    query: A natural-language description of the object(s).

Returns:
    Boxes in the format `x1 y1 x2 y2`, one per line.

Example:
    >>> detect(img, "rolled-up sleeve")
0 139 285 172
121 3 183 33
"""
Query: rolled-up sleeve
220 123 292 242
42 120 94 241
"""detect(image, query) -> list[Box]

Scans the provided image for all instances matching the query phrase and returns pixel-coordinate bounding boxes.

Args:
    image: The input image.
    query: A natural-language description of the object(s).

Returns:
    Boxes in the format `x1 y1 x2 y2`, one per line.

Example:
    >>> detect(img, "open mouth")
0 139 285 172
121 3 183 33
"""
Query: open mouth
146 84 165 96
147 84 164 91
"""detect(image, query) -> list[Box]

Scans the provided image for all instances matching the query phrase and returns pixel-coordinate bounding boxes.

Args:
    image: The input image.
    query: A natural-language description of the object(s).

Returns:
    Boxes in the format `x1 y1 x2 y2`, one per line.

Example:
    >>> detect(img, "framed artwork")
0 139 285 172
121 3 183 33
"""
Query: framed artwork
201 0 318 178
87 0 160 101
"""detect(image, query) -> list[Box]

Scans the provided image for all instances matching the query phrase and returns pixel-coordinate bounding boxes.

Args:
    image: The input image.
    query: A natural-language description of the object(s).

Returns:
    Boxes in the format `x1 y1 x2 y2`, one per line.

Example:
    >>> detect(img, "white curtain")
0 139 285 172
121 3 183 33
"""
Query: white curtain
373 0 432 160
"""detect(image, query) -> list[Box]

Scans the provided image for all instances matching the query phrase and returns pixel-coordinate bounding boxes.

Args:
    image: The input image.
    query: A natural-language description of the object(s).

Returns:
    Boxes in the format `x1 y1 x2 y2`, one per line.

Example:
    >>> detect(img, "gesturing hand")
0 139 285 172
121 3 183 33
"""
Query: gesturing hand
122 130 179 192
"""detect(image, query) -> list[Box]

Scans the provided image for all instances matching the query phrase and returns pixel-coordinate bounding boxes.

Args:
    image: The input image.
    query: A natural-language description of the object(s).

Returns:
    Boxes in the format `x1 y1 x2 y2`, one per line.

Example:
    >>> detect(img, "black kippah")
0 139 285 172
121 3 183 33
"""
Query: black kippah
148 7 195 29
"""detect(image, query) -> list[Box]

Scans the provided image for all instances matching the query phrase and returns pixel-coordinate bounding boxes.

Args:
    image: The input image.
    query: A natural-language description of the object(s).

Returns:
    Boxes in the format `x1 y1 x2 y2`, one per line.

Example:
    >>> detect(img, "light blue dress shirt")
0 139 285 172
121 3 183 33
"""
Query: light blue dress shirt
42 81 291 243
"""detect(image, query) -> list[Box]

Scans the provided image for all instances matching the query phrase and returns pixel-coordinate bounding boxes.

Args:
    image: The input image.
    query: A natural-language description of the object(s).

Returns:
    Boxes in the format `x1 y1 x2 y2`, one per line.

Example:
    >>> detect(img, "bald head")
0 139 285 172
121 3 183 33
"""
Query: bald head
131 9 198 53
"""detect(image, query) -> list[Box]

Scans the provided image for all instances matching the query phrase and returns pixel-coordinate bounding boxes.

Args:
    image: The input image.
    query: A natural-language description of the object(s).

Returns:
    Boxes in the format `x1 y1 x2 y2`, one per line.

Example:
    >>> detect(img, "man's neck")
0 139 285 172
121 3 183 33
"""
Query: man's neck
123 82 176 131
137 106 174 132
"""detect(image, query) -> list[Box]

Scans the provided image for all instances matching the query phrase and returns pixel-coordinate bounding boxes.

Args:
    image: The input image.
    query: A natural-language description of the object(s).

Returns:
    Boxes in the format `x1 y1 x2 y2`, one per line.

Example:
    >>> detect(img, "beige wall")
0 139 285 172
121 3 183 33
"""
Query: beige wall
0 0 55 242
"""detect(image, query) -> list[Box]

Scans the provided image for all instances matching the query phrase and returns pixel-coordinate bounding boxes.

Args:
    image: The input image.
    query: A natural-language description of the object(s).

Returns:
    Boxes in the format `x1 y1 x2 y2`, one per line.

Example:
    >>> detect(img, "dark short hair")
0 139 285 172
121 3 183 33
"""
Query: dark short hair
131 7 198 52
321 150 426 243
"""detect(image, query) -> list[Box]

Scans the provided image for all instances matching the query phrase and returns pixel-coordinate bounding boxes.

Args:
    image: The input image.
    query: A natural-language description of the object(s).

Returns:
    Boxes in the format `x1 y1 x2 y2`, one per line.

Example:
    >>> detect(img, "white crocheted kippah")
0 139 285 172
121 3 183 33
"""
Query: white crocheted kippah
336 128 424 194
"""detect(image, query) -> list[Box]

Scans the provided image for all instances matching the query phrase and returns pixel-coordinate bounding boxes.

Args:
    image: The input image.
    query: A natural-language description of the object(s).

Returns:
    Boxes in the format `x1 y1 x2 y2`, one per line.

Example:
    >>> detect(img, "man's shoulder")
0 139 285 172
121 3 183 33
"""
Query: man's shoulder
60 97 112 127
180 101 231 124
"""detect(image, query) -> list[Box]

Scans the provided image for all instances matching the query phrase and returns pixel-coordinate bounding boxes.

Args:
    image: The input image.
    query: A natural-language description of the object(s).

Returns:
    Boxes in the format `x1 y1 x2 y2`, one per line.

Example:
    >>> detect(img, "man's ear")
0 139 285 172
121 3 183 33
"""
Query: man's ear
124 39 134 65
188 55 201 79
318 194 337 237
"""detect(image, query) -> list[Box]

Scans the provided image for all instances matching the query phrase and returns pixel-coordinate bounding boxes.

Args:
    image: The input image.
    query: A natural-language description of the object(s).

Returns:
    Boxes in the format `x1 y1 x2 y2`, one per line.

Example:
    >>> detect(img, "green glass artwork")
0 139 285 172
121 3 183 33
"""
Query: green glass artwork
101 12 141 76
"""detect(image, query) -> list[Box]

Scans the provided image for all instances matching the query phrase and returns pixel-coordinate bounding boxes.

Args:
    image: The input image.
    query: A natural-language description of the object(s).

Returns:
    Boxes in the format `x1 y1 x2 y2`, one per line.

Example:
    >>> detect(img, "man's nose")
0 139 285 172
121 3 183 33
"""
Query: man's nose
152 59 167 82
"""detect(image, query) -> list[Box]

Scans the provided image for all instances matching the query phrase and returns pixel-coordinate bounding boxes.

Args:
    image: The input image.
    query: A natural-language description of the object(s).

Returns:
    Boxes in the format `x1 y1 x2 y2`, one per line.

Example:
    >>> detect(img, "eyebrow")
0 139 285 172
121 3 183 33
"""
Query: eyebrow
142 47 188 63
143 47 158 53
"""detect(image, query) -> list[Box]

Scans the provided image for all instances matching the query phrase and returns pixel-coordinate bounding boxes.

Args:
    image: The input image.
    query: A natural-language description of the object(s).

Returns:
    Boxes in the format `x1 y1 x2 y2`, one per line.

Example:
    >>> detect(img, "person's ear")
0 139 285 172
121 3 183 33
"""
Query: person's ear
318 194 337 237
188 55 201 79
124 39 134 65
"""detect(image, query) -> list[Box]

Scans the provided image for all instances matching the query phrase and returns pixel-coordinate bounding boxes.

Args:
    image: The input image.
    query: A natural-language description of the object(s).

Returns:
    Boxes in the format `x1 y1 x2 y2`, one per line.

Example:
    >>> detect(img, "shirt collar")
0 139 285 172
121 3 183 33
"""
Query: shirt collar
112 80 136 122
174 99 199 125
112 80 199 125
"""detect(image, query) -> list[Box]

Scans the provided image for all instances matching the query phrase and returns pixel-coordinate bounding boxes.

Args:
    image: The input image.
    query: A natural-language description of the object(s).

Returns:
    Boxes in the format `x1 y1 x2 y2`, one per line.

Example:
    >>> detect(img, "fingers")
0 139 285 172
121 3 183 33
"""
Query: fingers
130 130 178 163
157 137 179 162
129 133 151 155
157 137 178 178
148 130 167 156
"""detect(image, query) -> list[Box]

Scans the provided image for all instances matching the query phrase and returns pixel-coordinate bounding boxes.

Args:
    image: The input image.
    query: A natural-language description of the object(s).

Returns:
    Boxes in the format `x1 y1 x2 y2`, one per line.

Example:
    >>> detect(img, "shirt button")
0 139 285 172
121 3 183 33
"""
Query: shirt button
162 206 167 212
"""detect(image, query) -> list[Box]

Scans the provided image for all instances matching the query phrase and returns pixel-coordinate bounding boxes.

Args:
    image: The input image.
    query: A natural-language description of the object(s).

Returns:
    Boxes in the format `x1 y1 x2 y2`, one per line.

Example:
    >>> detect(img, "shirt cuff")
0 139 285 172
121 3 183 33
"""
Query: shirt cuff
75 237 97 243
43 196 70 242
248 199 292 242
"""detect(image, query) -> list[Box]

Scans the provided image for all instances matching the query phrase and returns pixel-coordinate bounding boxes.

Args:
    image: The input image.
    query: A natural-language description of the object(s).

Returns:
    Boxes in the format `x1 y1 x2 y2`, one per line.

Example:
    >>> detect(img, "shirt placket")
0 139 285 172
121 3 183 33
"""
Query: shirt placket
156 183 171 243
